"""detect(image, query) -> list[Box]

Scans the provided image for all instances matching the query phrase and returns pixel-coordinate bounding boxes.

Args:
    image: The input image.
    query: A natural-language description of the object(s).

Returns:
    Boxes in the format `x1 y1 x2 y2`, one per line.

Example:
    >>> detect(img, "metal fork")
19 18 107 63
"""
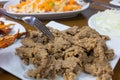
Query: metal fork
0 9 54 40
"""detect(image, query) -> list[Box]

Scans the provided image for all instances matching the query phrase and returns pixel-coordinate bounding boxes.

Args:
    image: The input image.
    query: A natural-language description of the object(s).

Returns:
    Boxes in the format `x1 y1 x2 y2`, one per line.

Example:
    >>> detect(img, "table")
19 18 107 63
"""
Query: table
0 0 120 80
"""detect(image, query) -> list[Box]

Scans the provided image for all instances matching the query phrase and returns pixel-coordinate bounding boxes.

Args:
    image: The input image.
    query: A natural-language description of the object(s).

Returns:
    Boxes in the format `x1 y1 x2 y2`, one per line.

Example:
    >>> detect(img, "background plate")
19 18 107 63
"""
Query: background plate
3 0 89 19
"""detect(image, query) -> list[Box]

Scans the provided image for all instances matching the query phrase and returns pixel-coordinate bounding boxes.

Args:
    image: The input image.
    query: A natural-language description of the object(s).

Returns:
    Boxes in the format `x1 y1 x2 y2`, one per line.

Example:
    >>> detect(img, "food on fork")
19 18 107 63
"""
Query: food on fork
16 26 114 80
8 0 82 13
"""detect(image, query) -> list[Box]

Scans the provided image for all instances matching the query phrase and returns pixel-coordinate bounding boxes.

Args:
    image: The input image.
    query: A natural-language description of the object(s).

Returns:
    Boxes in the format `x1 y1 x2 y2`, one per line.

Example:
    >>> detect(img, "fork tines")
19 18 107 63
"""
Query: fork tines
34 18 54 40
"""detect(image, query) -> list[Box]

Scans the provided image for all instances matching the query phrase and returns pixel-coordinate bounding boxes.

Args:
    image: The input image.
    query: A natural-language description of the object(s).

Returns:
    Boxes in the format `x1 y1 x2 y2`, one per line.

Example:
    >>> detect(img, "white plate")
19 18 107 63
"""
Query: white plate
110 0 120 6
0 17 27 79
3 0 89 19
0 17 26 55
0 21 120 80
0 17 26 54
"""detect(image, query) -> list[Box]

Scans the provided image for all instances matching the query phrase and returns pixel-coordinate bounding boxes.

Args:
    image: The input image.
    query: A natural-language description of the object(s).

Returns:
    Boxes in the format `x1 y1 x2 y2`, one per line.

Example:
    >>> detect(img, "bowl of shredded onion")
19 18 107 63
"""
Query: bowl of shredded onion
88 9 120 37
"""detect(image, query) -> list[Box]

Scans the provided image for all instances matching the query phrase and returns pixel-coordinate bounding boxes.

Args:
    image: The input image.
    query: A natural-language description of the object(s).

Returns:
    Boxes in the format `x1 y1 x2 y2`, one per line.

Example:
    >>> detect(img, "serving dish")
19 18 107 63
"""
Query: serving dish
0 21 120 80
3 0 90 19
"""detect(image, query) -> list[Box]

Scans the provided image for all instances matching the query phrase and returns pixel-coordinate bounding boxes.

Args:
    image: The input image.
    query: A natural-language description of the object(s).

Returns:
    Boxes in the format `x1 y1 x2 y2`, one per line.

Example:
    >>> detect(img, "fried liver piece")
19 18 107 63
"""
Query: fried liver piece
16 26 114 80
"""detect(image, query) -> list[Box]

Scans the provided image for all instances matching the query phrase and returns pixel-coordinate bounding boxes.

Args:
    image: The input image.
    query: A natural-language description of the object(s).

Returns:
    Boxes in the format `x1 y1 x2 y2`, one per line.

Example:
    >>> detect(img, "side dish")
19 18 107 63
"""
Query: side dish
8 0 82 13
16 26 114 80
88 9 120 37
0 21 26 48
0 21 14 35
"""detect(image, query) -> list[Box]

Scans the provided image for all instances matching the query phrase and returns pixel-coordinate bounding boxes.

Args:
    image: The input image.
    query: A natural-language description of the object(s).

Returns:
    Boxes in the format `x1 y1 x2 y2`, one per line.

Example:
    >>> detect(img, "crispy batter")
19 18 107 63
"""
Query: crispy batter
0 21 14 35
0 30 26 48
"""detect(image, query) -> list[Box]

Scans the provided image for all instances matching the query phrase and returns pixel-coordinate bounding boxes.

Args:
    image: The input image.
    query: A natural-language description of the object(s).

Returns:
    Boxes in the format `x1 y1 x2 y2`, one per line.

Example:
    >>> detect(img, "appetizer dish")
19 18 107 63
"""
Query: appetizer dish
0 21 14 35
16 26 114 80
0 20 26 48
4 0 89 19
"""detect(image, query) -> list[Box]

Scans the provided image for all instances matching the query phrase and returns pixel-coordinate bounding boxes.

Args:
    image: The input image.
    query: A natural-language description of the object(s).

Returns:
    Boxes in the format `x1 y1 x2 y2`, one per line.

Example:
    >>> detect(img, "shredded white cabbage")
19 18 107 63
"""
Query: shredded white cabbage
93 9 120 37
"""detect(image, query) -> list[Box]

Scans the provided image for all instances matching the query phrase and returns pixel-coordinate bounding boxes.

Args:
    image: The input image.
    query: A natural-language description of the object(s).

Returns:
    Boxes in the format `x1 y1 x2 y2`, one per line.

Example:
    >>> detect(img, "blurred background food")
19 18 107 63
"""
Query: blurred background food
8 0 82 13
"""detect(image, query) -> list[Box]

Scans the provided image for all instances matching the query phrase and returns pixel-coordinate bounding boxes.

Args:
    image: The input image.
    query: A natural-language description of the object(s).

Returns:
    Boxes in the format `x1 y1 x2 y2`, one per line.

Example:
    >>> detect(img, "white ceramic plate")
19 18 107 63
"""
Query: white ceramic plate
0 21 120 80
110 0 120 6
0 17 27 79
88 13 120 79
3 0 90 19
0 17 26 54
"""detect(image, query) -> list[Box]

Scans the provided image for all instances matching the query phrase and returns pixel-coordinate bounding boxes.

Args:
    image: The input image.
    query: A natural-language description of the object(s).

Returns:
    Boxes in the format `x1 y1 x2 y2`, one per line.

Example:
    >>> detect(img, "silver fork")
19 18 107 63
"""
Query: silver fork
0 9 54 41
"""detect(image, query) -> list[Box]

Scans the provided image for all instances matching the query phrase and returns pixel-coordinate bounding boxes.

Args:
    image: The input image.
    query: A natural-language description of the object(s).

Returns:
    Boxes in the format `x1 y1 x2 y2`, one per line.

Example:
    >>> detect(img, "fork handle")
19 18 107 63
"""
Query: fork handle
0 9 17 20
